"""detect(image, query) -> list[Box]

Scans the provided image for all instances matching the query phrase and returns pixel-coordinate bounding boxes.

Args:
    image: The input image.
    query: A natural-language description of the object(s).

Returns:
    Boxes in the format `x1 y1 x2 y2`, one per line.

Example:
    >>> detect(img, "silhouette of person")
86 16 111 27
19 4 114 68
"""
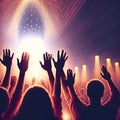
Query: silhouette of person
62 66 120 120
13 86 58 120
0 87 9 120
4 52 29 120
0 49 14 90
40 50 68 120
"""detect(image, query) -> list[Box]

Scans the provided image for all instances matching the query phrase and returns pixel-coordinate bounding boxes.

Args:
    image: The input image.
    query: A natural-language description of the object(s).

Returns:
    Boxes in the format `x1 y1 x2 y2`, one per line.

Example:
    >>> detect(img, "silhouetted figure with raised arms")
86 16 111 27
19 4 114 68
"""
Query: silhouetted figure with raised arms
0 49 14 120
13 86 58 120
0 49 14 90
40 52 54 94
4 52 29 120
40 50 68 120
0 87 9 120
62 66 120 120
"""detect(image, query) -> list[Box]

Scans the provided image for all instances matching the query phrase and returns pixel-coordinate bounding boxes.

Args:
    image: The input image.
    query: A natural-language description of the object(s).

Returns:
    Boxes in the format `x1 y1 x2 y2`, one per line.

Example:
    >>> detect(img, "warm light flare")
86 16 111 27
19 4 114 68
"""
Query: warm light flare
62 112 71 120
95 55 99 60
94 55 101 79
74 66 80 84
114 62 120 81
16 36 47 81
81 64 88 86
106 57 114 79
106 58 111 62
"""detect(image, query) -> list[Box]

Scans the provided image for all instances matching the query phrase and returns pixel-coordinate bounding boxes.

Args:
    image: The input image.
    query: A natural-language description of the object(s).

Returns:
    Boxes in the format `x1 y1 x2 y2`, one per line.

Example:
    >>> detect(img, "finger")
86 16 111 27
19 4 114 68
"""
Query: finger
24 52 27 60
26 52 30 60
48 54 52 60
39 61 43 67
63 52 66 58
3 49 5 57
11 53 14 59
52 58 56 65
43 54 45 61
73 73 76 79
61 50 64 58
102 66 106 71
65 56 68 61
57 50 60 60
45 52 48 61
8 49 10 57
67 69 69 76
22 52 25 61
67 69 70 76
26 54 30 64
5 49 7 56
100 73 104 77
0 58 3 63
17 58 19 66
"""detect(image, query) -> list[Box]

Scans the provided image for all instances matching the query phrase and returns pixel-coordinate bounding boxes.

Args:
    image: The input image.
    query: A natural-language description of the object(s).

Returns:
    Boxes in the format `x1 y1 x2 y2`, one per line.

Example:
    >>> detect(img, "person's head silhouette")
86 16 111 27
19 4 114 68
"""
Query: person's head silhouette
14 86 57 120
87 80 104 105
0 87 9 115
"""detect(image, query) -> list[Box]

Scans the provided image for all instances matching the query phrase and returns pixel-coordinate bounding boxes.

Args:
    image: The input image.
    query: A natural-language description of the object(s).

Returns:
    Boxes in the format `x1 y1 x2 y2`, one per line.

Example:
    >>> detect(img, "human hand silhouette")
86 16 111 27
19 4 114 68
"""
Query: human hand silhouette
17 52 29 72
0 49 14 68
53 50 68 71
40 52 52 72
100 66 111 80
66 69 75 88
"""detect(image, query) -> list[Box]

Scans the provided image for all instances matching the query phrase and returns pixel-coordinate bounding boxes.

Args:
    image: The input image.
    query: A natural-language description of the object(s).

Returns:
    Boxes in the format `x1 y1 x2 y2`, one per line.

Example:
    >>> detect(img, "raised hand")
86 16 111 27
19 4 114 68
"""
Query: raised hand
53 50 68 71
100 66 111 80
40 52 52 72
101 65 119 99
40 52 54 94
66 69 75 88
4 52 30 119
17 52 29 72
0 49 14 89
0 49 14 68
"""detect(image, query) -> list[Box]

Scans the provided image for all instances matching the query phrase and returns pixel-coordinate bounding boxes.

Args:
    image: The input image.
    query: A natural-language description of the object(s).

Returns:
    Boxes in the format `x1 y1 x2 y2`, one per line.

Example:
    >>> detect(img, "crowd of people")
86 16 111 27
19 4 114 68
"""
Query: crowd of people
0 49 119 120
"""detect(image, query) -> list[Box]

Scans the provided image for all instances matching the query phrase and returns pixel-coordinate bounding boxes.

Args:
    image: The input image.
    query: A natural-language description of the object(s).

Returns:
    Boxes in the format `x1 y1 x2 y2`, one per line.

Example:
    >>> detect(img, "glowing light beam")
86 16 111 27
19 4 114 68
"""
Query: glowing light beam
94 55 101 79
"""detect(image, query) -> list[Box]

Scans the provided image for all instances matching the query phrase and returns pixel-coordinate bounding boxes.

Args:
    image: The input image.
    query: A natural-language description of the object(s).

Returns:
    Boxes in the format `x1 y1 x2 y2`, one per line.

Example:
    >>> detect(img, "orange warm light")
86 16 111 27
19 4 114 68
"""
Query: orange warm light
81 65 88 85
15 36 47 82
74 66 80 84
4 0 56 81
94 55 101 79
114 62 120 81
106 58 114 79
62 111 71 120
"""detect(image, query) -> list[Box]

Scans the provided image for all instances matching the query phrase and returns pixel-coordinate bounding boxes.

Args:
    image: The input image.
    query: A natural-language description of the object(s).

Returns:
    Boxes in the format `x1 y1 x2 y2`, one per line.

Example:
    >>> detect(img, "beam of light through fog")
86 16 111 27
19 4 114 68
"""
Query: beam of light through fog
94 55 101 79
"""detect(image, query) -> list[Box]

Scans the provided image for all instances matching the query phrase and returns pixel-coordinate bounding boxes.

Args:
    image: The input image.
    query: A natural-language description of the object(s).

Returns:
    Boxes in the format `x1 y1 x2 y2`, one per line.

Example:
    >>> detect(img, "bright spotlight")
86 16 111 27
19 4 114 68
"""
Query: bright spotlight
115 62 119 66
94 55 101 79
95 55 99 59
106 58 111 62
62 112 71 120
83 64 86 68
16 36 46 81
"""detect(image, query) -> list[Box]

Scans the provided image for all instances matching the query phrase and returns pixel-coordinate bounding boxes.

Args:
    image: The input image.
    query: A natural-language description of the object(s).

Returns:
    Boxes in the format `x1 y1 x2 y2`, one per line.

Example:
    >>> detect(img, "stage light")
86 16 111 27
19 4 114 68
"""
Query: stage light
83 64 86 68
74 66 80 85
95 55 99 59
115 62 119 66
94 55 101 79
81 64 88 86
106 58 111 62
16 36 47 81
114 62 120 81
106 57 114 79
